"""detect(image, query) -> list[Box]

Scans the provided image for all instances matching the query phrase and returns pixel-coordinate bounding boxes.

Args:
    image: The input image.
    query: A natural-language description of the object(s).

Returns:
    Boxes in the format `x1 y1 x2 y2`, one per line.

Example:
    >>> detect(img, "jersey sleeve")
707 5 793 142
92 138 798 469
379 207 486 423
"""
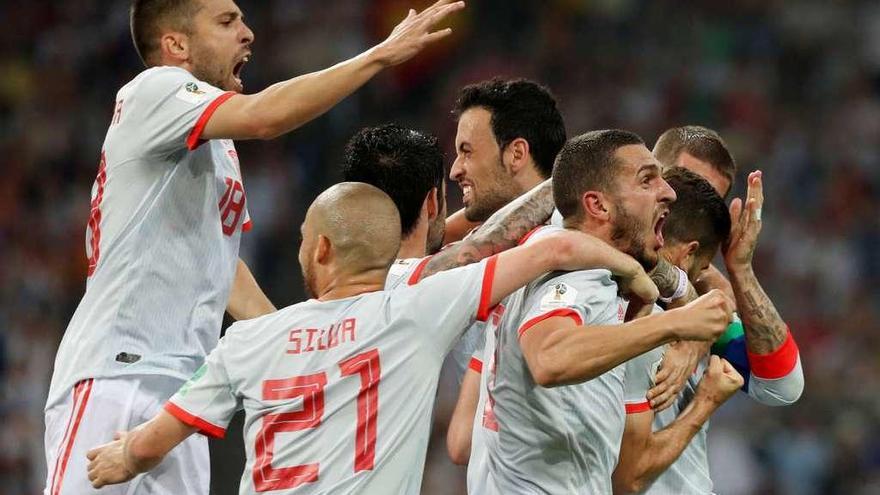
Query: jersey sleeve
396 257 497 354
127 68 235 156
711 314 804 405
623 347 665 414
164 336 241 439
516 269 620 341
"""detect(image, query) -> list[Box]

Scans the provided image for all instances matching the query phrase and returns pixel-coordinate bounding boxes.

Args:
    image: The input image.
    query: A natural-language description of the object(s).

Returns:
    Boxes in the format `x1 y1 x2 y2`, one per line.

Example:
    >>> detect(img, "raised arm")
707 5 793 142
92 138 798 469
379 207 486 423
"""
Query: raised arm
612 356 743 494
226 258 276 320
87 411 195 488
203 1 465 141
418 179 554 280
486 229 658 311
723 171 803 404
518 291 731 387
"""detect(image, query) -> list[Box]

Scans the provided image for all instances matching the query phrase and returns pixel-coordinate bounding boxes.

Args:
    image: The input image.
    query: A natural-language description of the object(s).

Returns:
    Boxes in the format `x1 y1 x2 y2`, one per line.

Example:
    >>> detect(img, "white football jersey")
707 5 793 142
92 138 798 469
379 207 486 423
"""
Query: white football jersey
167 258 497 495
485 266 655 494
48 66 250 408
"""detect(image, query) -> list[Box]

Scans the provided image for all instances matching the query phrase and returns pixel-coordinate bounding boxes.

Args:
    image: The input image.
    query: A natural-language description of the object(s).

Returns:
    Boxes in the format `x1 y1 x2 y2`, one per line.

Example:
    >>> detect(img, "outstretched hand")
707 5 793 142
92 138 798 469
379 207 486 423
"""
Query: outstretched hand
373 0 466 67
724 171 764 272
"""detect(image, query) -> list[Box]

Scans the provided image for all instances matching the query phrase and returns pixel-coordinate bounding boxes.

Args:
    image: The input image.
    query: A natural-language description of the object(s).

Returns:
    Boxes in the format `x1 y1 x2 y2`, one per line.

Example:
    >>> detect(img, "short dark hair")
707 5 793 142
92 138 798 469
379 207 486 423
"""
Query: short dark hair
453 78 566 178
130 0 202 66
342 124 444 237
653 126 737 196
662 167 731 258
552 129 645 221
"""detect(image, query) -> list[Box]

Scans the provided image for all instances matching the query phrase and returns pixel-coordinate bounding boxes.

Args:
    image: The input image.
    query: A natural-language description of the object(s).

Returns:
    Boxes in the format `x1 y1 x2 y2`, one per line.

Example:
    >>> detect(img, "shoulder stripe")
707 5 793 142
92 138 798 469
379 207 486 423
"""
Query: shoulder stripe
476 256 499 322
407 255 434 286
186 91 236 151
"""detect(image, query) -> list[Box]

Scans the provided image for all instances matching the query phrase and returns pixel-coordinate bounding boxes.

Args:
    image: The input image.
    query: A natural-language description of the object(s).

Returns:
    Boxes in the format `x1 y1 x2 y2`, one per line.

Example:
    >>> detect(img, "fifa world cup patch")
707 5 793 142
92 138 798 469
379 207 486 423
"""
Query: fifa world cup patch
539 282 577 310
175 81 218 104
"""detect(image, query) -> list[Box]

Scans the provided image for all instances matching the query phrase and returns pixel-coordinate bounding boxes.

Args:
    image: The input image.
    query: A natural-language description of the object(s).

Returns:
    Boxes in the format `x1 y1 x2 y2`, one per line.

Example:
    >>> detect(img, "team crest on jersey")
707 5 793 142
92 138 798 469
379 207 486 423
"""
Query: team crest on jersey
175 81 215 104
539 282 577 310
186 82 206 94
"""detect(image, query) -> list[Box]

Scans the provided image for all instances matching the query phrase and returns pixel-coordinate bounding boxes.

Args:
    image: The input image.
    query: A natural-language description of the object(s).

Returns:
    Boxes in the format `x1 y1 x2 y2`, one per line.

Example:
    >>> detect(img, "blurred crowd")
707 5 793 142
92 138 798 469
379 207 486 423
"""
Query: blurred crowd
2 1 880 493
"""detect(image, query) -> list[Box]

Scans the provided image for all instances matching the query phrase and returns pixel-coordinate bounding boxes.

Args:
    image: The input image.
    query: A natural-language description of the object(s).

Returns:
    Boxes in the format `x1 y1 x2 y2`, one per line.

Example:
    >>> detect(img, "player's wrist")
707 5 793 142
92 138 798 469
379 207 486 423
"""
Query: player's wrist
724 259 754 279
365 41 398 69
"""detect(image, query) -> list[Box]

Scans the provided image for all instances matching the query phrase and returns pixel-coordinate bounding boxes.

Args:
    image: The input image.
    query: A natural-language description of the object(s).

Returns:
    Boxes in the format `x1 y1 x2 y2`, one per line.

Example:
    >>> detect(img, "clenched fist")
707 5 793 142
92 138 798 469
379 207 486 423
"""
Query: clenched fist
669 289 733 341
695 355 744 406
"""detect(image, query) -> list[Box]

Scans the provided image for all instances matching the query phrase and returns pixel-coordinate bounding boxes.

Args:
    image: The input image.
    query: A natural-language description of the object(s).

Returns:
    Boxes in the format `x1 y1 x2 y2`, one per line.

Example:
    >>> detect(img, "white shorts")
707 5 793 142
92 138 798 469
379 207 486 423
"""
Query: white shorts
43 375 210 495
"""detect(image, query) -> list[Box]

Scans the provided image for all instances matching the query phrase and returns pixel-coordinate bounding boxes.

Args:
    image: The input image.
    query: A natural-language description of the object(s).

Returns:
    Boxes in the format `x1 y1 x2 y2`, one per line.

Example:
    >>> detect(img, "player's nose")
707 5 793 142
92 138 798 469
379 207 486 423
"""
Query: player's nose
450 156 464 181
241 21 255 45
657 177 676 204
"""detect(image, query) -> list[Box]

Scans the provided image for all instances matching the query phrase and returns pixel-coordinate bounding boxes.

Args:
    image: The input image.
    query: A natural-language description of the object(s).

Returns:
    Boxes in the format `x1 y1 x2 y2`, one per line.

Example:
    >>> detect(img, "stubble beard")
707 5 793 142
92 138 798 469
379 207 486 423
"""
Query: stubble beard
611 200 657 270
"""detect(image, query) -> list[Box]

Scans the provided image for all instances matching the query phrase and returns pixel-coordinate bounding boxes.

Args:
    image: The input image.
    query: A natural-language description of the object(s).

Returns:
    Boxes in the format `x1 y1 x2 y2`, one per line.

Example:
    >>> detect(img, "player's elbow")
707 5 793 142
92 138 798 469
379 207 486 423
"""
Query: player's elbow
446 438 470 466
529 356 572 387
445 423 471 465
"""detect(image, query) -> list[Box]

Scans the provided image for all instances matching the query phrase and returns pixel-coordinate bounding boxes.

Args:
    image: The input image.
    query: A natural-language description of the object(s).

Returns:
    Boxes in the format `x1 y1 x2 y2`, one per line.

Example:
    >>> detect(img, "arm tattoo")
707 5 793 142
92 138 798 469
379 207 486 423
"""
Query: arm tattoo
731 268 787 354
650 258 698 306
419 180 554 279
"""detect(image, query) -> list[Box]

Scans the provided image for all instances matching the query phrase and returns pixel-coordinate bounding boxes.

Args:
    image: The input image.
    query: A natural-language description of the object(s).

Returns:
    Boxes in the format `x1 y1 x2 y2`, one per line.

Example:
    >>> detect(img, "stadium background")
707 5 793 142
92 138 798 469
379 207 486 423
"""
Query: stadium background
2 0 879 493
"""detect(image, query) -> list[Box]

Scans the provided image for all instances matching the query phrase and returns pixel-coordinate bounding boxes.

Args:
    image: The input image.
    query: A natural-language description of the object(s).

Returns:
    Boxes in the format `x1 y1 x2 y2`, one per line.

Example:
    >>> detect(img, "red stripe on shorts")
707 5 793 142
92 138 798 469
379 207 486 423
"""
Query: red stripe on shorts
52 378 94 495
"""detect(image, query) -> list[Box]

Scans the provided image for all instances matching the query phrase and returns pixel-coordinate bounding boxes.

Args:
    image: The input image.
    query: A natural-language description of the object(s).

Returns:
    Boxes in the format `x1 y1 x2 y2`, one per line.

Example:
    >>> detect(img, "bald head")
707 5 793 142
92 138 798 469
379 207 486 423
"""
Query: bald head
302 182 402 277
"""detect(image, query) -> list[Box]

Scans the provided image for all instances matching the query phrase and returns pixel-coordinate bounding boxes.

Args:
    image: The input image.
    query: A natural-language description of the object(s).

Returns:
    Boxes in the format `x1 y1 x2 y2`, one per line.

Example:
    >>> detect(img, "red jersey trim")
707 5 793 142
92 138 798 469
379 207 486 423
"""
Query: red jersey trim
51 378 94 495
164 401 227 439
242 219 253 232
469 357 483 373
518 308 583 340
186 91 236 151
747 328 799 379
518 226 543 246
407 255 434 286
476 256 499 322
625 401 651 414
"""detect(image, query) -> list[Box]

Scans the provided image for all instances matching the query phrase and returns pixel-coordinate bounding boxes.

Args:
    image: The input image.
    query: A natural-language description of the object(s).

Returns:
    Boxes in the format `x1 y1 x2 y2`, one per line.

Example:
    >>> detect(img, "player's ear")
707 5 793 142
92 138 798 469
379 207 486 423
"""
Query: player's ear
582 191 609 222
160 32 190 64
504 138 530 175
424 187 439 221
315 234 332 265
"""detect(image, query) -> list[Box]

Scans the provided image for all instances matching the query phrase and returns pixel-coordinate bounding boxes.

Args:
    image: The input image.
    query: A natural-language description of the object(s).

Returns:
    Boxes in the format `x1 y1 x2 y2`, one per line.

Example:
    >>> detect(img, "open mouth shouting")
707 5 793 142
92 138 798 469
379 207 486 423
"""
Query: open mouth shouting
653 209 669 249
232 52 250 89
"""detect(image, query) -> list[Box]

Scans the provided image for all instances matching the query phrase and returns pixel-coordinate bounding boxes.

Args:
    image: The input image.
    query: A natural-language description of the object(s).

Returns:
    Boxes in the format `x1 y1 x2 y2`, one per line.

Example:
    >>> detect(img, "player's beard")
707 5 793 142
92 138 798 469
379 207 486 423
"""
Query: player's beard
610 199 657 270
463 161 520 222
425 215 446 255
188 42 235 91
